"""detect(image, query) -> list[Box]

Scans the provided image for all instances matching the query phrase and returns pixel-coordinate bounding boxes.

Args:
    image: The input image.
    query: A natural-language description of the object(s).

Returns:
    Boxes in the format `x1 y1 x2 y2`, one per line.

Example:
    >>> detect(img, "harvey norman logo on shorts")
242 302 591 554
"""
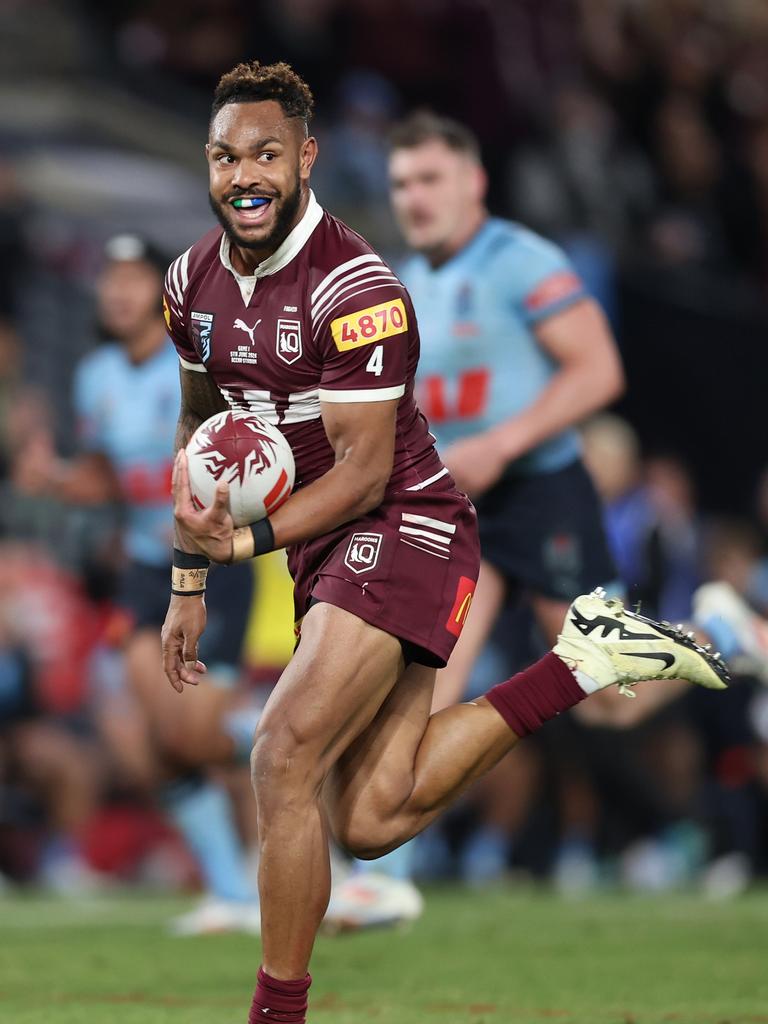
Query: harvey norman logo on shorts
344 533 382 575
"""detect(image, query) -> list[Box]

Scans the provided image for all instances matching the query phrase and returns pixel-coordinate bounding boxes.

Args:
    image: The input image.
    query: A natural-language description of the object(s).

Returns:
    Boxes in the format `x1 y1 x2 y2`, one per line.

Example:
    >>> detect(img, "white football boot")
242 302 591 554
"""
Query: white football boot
169 896 261 936
554 589 729 696
322 872 424 934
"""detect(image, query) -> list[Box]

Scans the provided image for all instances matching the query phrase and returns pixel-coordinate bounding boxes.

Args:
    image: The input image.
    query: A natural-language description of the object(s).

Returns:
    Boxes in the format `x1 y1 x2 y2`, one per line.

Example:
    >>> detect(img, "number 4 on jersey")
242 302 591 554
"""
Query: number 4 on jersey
366 345 384 377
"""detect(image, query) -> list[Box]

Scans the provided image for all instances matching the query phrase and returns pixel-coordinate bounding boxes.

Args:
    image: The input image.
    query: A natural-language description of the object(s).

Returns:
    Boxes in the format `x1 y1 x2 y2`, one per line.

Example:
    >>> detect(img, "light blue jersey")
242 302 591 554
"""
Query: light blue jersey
402 219 587 475
74 340 179 567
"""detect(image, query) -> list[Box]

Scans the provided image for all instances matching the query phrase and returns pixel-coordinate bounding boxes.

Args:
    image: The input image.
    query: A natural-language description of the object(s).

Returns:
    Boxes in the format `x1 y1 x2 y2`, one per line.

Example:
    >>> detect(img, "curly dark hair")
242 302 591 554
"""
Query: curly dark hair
211 61 315 128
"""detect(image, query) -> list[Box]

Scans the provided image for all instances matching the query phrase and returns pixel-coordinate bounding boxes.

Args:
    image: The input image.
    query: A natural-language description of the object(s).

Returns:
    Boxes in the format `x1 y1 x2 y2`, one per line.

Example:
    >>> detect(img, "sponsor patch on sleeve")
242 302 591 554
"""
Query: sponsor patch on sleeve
331 298 408 352
524 271 583 313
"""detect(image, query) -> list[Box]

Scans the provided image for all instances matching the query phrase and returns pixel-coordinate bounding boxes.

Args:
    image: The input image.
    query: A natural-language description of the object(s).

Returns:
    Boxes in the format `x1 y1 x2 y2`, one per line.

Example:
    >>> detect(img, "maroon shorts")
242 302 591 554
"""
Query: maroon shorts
287 480 480 667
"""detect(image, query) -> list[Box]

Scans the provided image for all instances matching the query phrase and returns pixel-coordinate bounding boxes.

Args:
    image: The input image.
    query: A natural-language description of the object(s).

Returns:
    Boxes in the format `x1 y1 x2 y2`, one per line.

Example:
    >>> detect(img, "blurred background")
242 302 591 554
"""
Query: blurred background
2 0 768 902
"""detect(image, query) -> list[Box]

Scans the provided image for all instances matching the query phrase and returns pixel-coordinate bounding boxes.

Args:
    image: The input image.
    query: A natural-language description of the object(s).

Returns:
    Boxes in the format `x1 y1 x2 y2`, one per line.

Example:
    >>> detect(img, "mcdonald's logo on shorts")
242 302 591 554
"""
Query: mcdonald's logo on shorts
445 575 476 637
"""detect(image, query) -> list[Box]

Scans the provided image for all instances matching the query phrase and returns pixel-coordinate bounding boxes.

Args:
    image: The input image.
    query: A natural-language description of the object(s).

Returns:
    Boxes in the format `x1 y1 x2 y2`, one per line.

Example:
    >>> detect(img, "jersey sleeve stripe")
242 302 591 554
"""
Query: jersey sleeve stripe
311 253 383 306
179 355 207 373
319 384 405 403
165 260 182 305
179 247 191 292
312 267 400 324
172 255 183 302
165 247 193 306
164 267 177 304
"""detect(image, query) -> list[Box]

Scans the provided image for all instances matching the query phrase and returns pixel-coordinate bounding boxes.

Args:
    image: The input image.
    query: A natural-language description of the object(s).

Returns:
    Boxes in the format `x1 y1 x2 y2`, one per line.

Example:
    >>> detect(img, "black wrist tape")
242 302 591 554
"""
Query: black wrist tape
250 518 275 556
173 547 210 569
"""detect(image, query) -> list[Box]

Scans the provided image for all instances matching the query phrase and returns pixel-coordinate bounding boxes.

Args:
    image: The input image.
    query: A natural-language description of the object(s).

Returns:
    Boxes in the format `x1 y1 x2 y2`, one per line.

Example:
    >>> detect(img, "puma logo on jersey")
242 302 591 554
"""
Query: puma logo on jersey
233 318 262 344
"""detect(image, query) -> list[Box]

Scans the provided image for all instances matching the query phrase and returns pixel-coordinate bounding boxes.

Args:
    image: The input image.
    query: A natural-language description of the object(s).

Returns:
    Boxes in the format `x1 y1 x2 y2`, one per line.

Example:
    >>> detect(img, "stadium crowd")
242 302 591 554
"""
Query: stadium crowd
2 0 768 907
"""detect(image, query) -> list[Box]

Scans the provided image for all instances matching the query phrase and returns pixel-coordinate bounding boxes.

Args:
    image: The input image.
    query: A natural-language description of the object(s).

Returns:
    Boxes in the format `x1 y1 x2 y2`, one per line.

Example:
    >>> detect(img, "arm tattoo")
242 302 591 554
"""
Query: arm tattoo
174 366 229 454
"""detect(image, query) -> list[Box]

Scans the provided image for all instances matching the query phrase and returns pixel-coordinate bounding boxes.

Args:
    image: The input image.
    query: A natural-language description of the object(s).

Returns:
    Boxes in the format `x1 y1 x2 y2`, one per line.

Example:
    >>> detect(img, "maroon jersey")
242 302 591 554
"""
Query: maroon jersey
163 192 446 496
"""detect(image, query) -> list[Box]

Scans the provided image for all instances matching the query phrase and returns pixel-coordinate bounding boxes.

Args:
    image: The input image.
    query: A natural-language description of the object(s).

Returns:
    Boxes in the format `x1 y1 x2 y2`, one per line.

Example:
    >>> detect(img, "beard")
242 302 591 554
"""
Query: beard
208 173 303 256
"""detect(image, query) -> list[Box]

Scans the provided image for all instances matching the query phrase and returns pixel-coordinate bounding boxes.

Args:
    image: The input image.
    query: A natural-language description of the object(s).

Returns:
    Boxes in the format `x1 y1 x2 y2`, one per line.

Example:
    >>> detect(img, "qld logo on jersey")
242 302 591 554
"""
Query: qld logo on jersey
190 310 215 363
344 533 382 575
276 318 302 365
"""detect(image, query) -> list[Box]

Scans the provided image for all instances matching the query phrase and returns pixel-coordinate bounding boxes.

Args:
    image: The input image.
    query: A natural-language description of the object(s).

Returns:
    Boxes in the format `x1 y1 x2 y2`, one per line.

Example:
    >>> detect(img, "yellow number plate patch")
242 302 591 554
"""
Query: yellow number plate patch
331 298 408 352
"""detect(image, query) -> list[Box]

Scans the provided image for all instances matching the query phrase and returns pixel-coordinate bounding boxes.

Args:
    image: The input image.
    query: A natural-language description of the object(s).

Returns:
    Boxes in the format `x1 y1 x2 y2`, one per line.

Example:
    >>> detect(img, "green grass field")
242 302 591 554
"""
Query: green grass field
1 886 767 1024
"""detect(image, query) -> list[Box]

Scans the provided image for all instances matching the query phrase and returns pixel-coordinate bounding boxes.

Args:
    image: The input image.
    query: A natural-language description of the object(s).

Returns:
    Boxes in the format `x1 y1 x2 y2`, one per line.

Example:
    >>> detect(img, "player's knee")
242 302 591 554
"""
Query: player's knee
250 721 326 810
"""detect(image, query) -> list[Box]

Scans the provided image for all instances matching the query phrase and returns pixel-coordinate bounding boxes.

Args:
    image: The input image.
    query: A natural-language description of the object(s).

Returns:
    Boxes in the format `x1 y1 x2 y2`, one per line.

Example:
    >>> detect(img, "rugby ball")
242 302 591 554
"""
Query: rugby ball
186 410 294 526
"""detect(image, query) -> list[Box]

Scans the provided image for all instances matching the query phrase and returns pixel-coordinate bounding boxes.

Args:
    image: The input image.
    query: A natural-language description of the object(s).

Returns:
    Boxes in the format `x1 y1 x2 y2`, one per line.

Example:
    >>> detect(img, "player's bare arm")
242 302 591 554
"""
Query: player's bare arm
269 397 397 547
172 365 229 553
162 367 229 693
172 397 398 563
173 365 229 455
445 300 624 495
14 441 120 504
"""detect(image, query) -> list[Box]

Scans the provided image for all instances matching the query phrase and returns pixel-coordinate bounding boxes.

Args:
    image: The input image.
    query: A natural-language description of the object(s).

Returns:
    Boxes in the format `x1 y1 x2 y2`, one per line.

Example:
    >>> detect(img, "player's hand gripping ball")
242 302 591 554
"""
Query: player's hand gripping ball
185 411 295 526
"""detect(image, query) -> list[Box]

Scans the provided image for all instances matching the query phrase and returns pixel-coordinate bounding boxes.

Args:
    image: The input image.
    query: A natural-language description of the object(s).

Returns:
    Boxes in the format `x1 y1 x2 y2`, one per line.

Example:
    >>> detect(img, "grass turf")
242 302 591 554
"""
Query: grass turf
1 886 767 1024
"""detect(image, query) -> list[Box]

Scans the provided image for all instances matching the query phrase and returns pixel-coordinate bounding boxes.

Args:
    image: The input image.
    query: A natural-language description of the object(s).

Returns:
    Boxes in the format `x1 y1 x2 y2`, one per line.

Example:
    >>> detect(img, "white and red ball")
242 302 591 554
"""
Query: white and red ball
186 410 295 526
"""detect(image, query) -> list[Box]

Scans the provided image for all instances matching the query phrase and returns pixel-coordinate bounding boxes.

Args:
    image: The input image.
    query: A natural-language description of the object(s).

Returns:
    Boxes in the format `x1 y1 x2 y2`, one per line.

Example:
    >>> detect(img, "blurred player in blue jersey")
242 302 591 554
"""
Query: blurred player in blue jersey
18 235 262 932
390 112 624 686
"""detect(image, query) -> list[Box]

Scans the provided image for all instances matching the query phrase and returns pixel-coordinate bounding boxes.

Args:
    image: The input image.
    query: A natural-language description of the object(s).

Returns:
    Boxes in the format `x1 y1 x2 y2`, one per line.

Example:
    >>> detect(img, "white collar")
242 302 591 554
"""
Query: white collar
218 189 323 287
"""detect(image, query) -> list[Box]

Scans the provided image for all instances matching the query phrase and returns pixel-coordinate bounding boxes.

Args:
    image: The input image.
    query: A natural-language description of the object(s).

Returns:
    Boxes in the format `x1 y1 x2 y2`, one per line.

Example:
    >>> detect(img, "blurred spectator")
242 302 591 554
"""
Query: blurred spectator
509 83 655 254
0 542 106 888
313 70 401 250
582 415 702 621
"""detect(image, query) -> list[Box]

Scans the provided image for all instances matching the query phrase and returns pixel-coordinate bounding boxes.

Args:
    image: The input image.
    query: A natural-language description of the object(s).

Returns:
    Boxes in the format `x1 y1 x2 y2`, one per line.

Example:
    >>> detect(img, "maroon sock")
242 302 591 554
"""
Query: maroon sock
248 967 311 1024
485 652 586 738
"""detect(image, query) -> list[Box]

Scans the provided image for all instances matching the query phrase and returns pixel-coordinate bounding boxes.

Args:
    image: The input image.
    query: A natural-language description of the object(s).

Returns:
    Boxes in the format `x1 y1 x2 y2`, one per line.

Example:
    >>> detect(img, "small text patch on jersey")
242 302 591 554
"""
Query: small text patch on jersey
276 318 303 365
163 295 172 330
190 310 215 363
331 298 408 352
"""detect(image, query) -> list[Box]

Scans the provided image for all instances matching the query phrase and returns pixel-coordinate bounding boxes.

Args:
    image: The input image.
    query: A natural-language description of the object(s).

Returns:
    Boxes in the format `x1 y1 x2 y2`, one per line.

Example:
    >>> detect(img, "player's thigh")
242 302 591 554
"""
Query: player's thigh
252 600 404 785
325 659 436 836
432 558 506 711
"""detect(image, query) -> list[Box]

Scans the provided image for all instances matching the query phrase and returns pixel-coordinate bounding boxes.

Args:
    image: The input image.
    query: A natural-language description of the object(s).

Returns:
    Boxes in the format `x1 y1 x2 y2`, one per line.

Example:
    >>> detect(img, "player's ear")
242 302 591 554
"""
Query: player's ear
300 136 318 182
